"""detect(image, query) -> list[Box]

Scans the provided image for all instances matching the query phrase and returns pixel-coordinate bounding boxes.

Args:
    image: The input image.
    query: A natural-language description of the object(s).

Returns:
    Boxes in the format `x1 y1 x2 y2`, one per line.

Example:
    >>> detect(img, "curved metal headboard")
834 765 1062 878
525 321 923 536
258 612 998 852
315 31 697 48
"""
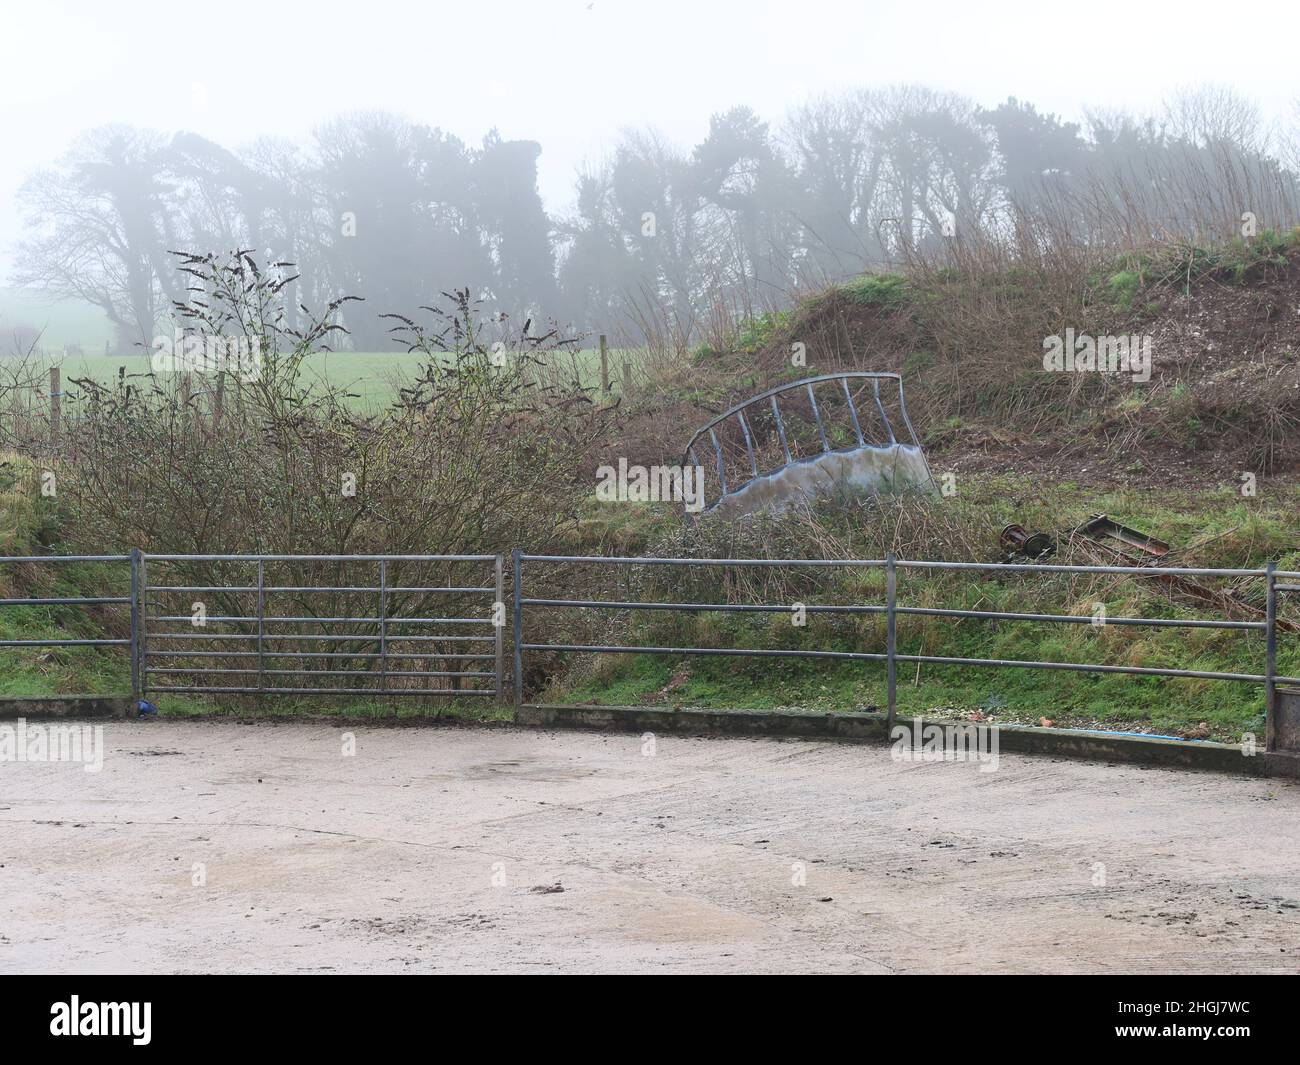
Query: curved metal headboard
681 372 926 512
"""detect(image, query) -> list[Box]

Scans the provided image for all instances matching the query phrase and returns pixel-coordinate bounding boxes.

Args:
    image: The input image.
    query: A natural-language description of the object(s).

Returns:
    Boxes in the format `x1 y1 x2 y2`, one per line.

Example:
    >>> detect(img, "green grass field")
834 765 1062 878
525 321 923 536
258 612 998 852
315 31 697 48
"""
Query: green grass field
2 289 645 408
53 351 434 409
28 349 644 413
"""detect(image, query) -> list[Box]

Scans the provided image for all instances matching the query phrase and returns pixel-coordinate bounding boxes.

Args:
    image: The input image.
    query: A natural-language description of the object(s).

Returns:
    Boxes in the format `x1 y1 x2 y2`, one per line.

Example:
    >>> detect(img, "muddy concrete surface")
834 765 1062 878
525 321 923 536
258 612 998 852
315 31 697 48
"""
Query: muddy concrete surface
2 720 1298 973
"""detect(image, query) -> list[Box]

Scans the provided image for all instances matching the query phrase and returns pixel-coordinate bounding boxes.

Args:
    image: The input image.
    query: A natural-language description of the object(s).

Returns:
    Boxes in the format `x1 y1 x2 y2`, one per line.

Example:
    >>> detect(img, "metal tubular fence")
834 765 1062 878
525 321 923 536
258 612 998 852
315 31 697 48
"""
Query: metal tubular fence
513 552 1300 743
0 555 135 660
3 549 1298 745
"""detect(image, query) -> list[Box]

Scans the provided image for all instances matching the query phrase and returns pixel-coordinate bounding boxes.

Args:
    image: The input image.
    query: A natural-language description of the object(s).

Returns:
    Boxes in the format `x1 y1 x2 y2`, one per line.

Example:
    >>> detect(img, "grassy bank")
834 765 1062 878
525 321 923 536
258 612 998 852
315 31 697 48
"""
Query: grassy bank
544 476 1300 742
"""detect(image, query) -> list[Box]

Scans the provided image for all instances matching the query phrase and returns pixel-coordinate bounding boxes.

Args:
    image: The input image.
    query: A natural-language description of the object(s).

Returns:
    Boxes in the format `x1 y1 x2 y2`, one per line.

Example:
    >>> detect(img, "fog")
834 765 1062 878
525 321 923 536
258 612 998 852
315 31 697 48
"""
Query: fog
3 0 1298 350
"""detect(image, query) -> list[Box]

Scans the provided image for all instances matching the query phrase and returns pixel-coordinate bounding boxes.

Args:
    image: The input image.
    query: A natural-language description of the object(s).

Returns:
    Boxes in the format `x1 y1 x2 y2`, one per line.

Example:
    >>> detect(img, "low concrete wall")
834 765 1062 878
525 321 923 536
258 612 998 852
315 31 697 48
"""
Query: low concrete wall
518 703 1300 780
0 696 133 720
712 444 933 517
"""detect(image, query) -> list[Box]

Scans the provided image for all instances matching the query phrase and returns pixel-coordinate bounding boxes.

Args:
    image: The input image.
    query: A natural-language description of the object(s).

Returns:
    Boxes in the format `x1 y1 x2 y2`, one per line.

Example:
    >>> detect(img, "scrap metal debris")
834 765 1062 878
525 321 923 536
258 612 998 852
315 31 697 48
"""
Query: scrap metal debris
1000 512 1297 632
1071 514 1169 562
999 523 1055 560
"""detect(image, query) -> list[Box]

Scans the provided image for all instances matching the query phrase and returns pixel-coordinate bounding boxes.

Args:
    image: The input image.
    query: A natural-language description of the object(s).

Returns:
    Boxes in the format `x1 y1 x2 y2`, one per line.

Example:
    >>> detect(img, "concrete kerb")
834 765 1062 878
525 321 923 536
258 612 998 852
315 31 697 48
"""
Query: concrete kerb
2 696 1295 779
0 696 133 720
516 703 1300 780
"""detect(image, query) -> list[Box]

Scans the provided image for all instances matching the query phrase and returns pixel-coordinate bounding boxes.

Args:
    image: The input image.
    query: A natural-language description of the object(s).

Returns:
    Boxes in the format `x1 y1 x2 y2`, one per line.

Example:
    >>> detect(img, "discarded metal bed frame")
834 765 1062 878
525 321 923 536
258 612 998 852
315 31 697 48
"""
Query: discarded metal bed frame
0 552 504 702
681 372 933 513
513 551 1300 746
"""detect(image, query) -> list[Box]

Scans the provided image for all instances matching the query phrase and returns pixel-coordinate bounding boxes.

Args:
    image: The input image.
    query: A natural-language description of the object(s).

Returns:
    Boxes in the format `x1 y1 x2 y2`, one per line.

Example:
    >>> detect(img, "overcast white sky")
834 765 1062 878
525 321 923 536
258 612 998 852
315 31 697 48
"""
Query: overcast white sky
2 0 1297 284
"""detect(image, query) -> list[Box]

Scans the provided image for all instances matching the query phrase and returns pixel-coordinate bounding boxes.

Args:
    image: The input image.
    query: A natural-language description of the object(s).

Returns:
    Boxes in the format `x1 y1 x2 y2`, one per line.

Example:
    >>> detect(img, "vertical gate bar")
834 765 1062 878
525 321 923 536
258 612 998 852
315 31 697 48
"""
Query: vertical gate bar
886 553 897 732
378 559 388 695
256 560 266 698
873 378 897 445
737 409 760 479
129 548 141 703
806 383 830 451
137 553 149 700
494 555 505 705
1266 560 1278 750
512 550 524 711
770 396 792 464
841 377 865 446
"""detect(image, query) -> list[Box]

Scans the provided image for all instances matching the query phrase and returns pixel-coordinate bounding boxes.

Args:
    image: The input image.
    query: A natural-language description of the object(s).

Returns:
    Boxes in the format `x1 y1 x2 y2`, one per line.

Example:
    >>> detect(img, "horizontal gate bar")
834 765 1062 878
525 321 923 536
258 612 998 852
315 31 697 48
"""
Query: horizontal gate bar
0 638 131 647
519 554 1300 579
895 606 1262 630
148 686 495 696
148 585 494 594
524 642 886 662
144 632 494 643
148 667 494 678
892 652 1266 682
144 553 497 562
523 598 885 615
0 596 131 607
0 555 130 564
895 559 1277 578
520 598 1257 631
523 554 886 567
146 615 492 625
523 642 1265 682
145 650 494 660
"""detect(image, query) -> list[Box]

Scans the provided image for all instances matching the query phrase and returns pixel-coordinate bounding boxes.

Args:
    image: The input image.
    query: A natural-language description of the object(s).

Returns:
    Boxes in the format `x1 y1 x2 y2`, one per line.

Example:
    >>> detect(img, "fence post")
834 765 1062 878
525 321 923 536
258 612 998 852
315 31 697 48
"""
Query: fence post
49 365 61 451
512 549 524 711
211 373 225 438
138 553 149 700
1266 560 1278 751
622 358 633 399
129 548 142 704
599 334 610 396
494 555 505 706
886 553 897 733
256 559 266 702
378 559 388 696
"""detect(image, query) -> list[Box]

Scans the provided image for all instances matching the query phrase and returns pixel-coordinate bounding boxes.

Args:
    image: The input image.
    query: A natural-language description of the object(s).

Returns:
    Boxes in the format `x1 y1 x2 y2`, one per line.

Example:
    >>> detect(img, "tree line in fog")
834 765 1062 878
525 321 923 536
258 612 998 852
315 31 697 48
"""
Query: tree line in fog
13 83 1300 353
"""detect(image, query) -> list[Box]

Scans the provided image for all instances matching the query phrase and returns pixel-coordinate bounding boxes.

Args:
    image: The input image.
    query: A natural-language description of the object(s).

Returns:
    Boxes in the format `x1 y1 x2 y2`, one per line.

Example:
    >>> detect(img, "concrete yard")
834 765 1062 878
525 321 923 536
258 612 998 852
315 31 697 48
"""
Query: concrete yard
2 719 1299 974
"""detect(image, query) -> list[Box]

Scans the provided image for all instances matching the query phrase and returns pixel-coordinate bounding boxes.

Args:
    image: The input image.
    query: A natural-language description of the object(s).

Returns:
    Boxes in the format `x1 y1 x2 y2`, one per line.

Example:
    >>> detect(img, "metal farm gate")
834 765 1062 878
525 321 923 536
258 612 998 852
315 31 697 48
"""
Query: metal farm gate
137 553 505 702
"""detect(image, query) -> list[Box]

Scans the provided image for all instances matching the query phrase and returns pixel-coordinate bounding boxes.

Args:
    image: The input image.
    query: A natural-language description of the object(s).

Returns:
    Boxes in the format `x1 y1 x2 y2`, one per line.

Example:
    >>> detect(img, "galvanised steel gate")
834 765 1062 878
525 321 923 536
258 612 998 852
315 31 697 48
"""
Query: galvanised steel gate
138 553 504 701
0 552 504 703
